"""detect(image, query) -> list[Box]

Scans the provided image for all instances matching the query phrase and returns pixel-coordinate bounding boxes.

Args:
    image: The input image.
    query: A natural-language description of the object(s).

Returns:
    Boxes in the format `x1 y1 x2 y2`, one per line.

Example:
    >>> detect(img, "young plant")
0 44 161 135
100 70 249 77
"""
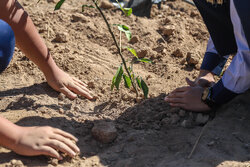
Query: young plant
53 0 152 99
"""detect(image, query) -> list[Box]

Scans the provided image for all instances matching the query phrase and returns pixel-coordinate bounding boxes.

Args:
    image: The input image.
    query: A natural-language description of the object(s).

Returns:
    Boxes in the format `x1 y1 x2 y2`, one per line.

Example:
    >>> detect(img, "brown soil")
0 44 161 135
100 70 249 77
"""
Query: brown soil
0 0 250 166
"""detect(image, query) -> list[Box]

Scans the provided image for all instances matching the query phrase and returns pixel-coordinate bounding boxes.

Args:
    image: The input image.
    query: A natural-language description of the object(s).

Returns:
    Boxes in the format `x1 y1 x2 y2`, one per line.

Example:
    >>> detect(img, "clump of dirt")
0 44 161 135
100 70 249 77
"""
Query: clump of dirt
0 0 249 167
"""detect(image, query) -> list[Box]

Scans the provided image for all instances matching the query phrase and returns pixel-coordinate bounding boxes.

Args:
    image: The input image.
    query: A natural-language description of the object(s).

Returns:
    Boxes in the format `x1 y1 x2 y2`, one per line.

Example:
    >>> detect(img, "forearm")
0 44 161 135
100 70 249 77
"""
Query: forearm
0 0 58 75
0 116 22 151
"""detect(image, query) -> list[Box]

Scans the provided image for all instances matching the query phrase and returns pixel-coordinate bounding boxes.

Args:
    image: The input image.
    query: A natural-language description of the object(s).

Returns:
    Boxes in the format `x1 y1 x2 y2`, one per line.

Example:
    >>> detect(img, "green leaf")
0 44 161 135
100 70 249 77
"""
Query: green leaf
111 65 124 90
141 79 149 98
123 74 131 88
136 77 142 89
123 8 132 16
82 5 95 12
115 24 132 41
125 47 138 58
138 58 152 63
115 0 132 16
55 0 66 10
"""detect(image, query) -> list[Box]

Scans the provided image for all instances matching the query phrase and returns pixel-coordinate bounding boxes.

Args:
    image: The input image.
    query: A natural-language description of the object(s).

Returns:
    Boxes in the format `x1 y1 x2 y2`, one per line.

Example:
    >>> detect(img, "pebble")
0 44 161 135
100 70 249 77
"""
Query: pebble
159 25 175 36
129 35 139 44
195 113 209 125
99 0 113 9
50 158 58 166
170 114 180 124
178 109 186 117
10 159 24 167
72 14 87 23
186 52 199 65
59 108 64 114
53 32 68 43
91 121 118 143
137 49 148 58
171 48 183 58
58 93 65 101
207 141 215 146
87 81 95 89
181 119 193 128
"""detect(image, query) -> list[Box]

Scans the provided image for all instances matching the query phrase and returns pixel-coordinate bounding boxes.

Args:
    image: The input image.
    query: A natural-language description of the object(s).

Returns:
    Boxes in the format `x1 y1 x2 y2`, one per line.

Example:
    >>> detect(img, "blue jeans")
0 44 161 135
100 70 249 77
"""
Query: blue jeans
0 19 15 73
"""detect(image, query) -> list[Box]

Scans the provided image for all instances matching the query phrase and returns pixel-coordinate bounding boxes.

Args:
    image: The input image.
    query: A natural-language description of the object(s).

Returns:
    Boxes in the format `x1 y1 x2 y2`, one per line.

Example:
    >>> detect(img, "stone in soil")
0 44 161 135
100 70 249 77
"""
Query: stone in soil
91 121 118 143
195 113 209 125
129 35 139 44
72 14 87 23
99 0 113 9
53 33 68 43
186 52 199 65
159 25 175 36
172 48 183 58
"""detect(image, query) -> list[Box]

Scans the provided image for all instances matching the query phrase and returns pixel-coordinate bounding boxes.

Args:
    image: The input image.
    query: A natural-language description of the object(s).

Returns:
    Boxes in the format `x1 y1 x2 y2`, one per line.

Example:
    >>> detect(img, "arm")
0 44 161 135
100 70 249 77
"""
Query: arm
0 0 93 99
0 115 79 159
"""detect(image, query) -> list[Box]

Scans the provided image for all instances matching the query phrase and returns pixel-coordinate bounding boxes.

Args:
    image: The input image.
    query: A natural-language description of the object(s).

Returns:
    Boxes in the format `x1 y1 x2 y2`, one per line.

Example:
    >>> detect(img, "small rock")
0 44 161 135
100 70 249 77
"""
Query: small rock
91 121 117 143
10 159 23 167
99 0 113 9
186 52 199 65
129 35 139 44
161 117 171 126
137 49 148 58
53 32 68 43
172 48 183 58
181 119 193 128
74 106 81 112
207 141 215 146
159 25 175 36
87 82 95 89
50 158 58 166
178 109 186 117
153 45 165 53
195 113 209 125
58 93 65 101
72 14 87 23
59 108 64 114
171 114 180 124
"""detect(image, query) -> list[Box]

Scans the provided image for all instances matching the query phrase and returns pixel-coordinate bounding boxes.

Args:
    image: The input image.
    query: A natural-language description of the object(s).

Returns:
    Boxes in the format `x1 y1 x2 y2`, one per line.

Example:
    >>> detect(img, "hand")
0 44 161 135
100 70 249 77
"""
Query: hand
165 86 211 112
186 70 215 87
13 126 80 160
44 67 93 99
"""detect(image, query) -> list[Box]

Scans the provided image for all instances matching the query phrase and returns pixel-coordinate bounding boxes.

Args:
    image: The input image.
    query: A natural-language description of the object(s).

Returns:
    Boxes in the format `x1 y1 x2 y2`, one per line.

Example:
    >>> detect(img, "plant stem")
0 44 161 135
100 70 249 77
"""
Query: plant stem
92 0 138 97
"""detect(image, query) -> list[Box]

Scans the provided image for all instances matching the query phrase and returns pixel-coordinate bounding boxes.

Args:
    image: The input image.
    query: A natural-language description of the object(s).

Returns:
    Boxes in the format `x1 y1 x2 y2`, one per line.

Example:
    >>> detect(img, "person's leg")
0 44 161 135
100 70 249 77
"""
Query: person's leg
0 19 15 73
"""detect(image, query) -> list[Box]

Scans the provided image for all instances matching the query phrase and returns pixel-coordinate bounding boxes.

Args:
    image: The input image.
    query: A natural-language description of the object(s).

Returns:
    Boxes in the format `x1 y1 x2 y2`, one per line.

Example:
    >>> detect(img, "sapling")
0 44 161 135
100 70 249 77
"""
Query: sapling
53 0 152 99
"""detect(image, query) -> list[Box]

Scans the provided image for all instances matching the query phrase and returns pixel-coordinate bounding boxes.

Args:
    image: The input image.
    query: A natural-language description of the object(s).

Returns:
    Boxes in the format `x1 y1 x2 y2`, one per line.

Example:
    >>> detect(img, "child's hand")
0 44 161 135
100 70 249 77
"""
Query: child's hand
44 67 93 99
13 126 80 159
185 70 215 88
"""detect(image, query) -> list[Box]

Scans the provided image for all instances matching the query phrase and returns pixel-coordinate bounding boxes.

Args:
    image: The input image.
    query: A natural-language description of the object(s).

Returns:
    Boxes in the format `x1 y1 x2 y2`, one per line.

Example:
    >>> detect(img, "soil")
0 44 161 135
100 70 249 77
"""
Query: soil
0 0 250 166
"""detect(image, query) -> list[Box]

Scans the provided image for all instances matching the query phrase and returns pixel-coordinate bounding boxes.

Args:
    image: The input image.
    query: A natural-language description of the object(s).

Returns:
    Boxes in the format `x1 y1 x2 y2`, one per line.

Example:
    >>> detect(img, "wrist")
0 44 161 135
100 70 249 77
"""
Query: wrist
199 69 213 77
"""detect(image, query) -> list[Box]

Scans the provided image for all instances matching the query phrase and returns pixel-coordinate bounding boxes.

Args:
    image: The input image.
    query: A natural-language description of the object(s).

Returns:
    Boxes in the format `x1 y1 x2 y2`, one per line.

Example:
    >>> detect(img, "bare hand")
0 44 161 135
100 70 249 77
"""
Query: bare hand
186 70 215 87
45 67 93 99
165 86 211 112
13 126 80 160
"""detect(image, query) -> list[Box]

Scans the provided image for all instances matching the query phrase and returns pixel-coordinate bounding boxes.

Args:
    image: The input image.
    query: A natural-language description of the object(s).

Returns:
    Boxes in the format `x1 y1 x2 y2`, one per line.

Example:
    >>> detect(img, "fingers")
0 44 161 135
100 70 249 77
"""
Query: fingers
39 146 63 160
60 86 77 99
67 82 93 100
50 134 80 153
53 128 78 142
186 77 196 87
46 139 77 157
72 77 88 87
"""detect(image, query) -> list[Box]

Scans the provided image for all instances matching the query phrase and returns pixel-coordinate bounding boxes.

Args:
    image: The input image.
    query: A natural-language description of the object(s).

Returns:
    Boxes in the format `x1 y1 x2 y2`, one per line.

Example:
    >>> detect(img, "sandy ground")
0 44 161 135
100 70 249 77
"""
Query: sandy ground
0 0 250 166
